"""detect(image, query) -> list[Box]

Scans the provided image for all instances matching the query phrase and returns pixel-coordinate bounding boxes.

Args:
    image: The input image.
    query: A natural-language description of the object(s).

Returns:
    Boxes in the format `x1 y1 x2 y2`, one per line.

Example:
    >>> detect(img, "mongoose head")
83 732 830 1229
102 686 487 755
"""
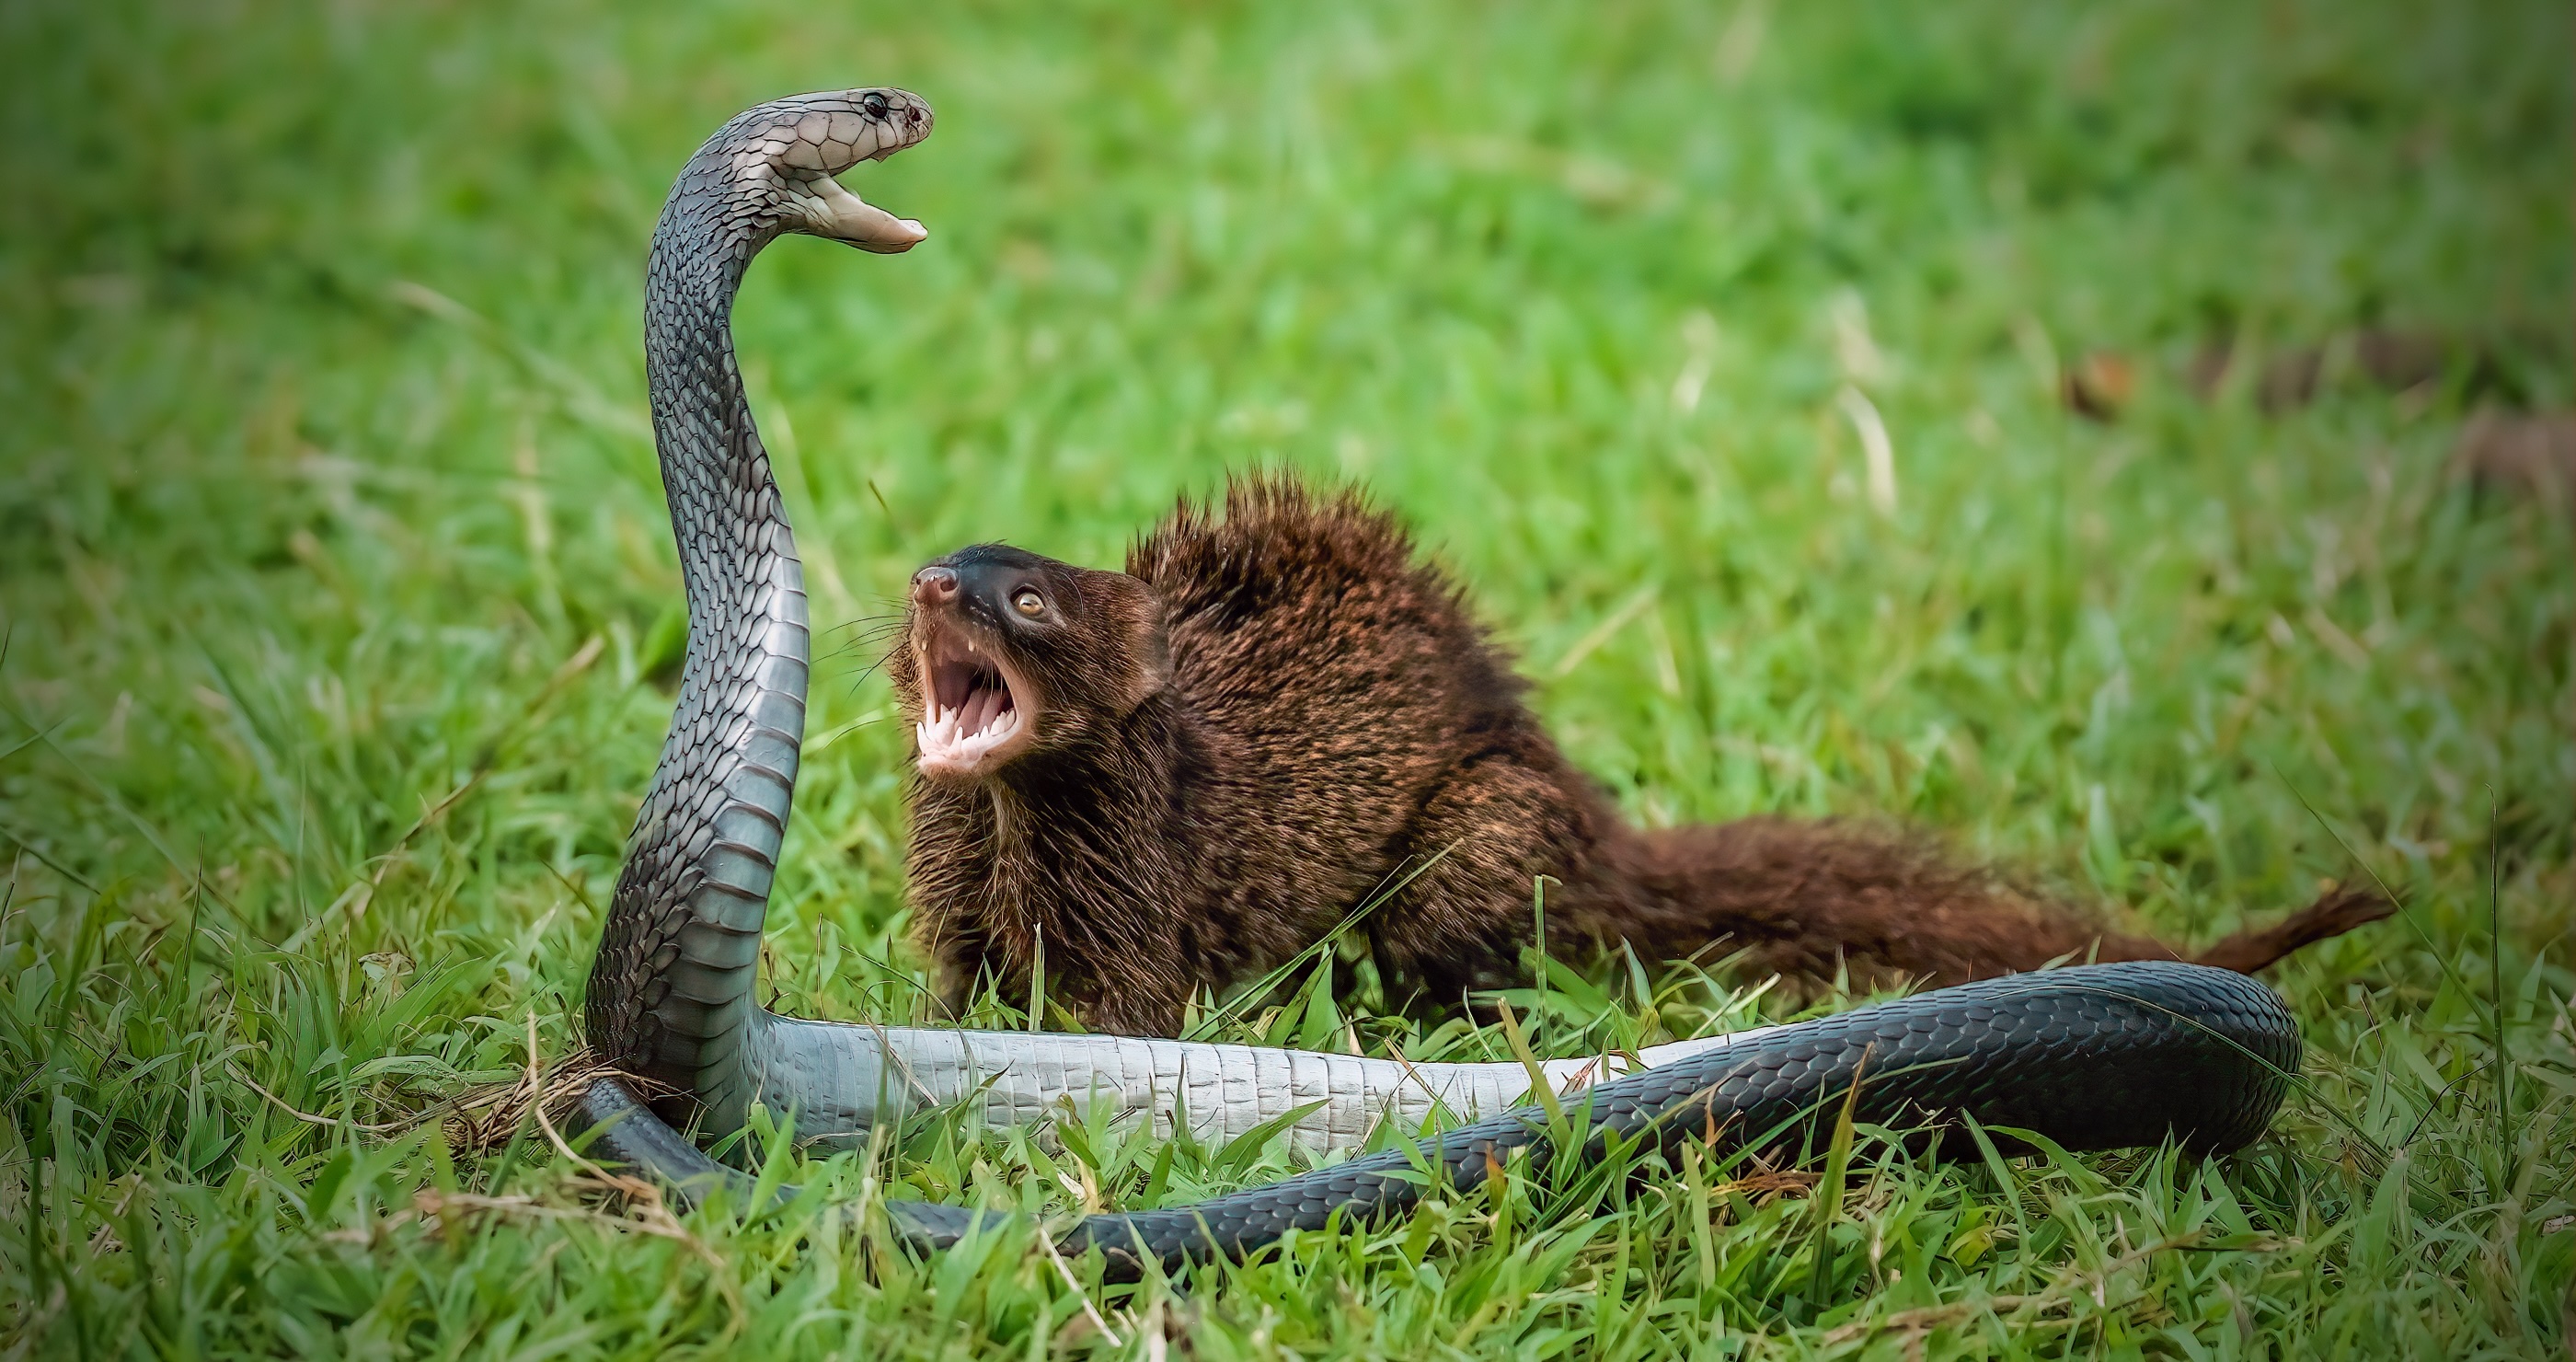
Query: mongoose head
893 544 1169 780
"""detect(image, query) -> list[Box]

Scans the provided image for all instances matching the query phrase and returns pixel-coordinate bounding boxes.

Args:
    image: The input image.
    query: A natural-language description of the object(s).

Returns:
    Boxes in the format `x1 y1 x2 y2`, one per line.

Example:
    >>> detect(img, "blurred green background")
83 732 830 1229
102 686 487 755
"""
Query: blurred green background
1 0 2570 1354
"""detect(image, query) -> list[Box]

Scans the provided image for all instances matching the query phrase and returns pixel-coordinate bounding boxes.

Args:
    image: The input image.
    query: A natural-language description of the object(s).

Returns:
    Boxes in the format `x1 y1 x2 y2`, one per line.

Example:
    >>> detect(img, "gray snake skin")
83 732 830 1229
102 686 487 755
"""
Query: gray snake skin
572 90 2304 1280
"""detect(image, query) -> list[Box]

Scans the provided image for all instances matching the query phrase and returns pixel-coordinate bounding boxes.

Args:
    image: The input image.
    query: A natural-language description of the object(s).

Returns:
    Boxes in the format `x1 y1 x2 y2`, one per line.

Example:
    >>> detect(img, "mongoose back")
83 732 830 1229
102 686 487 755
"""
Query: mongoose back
890 477 2388 1036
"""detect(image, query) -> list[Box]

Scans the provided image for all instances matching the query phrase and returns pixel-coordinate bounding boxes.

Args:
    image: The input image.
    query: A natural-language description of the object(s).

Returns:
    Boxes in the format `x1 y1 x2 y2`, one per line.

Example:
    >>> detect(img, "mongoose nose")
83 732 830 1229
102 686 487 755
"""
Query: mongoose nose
913 566 960 607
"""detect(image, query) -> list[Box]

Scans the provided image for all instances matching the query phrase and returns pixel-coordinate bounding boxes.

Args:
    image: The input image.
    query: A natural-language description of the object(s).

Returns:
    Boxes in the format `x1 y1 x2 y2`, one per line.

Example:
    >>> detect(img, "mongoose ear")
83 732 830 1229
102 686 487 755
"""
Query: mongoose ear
1121 586 1173 710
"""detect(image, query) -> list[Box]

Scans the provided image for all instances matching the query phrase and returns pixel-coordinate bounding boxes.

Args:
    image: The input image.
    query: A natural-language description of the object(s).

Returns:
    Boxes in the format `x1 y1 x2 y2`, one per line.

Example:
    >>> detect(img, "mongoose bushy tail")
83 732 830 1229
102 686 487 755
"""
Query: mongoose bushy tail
890 475 2390 1036
1604 816 2392 987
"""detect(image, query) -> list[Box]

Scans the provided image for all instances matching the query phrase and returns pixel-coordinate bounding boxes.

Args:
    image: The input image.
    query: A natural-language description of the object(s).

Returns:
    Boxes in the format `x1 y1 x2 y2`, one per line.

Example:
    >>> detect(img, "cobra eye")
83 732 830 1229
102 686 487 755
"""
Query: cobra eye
1011 588 1046 618
860 91 891 120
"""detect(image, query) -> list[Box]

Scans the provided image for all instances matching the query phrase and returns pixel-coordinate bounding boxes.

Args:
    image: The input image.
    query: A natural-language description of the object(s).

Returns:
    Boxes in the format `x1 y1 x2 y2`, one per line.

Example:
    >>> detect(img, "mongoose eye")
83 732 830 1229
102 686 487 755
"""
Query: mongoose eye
1011 588 1046 618
860 91 891 120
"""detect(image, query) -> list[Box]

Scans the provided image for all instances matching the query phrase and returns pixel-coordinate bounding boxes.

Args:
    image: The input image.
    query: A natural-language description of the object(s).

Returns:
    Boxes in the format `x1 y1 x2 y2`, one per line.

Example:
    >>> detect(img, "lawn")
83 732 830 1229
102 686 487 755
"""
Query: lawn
2 0 2570 1355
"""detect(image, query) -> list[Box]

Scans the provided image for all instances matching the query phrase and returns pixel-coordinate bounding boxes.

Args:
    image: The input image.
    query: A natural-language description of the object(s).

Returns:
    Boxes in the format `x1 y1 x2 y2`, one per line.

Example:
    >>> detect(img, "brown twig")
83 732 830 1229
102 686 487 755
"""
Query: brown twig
1038 1229 1123 1346
521 1012 727 1274
230 1064 403 1134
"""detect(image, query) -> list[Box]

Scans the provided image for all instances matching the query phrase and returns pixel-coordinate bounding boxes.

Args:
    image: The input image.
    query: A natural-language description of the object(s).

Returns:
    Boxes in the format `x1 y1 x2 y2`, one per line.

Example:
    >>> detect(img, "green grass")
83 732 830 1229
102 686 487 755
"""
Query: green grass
3 0 2571 1354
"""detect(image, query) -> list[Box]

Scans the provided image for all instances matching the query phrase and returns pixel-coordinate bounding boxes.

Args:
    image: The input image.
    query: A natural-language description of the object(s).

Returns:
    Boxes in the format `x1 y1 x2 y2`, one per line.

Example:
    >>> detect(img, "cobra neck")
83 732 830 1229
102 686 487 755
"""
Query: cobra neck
593 164 810 1115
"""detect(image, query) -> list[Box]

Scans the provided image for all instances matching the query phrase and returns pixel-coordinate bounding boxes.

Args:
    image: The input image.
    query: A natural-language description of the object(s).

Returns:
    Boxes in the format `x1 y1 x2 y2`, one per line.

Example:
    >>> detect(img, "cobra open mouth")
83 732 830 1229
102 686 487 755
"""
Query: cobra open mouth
913 624 1035 777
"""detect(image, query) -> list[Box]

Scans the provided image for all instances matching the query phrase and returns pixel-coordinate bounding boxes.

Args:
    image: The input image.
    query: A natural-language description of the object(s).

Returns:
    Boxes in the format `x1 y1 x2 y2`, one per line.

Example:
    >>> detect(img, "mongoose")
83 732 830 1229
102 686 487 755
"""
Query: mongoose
889 476 2390 1036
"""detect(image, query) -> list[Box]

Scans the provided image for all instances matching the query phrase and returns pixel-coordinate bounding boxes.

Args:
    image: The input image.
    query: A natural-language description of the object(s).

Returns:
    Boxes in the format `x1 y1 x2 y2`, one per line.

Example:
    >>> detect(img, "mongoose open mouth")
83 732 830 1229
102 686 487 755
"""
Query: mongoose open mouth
914 623 1036 778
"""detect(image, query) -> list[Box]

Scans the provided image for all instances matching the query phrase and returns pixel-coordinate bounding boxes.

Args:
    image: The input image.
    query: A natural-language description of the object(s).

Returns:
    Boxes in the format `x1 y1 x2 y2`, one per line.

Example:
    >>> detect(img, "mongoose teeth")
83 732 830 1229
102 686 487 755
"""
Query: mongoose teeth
914 687 1028 777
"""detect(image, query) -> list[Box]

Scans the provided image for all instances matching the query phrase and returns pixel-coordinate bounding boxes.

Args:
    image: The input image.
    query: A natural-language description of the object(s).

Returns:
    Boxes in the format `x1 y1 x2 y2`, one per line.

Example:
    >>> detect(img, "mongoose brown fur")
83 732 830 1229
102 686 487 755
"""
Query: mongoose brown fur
888 477 2390 1036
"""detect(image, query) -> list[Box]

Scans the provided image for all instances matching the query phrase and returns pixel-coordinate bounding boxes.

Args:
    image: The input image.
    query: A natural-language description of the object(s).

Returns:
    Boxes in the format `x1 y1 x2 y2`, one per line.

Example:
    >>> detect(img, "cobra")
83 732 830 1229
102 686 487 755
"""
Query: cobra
572 89 2303 1282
